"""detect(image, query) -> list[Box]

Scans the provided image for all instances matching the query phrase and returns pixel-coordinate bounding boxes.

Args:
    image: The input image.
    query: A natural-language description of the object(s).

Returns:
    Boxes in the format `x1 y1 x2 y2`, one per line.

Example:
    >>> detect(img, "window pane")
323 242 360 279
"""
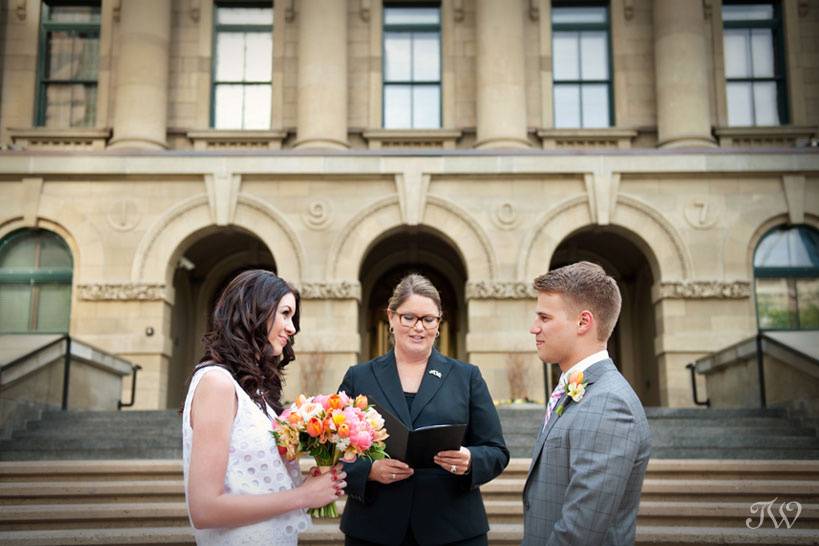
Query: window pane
385 32 411 81
413 32 440 82
554 84 581 128
244 32 272 81
384 7 440 26
47 4 100 23
412 85 440 128
242 85 271 129
580 31 608 80
797 279 819 329
726 82 753 126
216 33 245 81
384 85 411 128
553 32 579 81
722 4 774 21
214 84 244 129
755 227 819 269
0 236 37 268
552 6 607 24
36 284 71 333
47 32 99 81
724 30 750 78
45 84 96 127
756 278 796 329
216 6 273 25
0 285 31 333
753 81 779 125
750 29 774 77
39 235 72 269
581 84 609 127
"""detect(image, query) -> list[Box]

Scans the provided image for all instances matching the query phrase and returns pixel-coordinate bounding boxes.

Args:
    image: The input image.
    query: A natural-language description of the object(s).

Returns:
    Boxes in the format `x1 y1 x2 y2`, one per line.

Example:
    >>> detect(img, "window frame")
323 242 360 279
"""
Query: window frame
34 0 101 127
722 1 789 126
210 1 274 129
551 2 614 128
752 225 819 331
0 229 73 334
381 2 443 129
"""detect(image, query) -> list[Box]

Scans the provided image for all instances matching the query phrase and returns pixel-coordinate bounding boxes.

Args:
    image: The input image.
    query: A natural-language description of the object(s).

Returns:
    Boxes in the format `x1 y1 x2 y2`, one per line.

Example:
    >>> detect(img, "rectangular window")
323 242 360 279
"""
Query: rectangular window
722 2 787 126
36 1 101 127
551 3 612 128
212 2 273 129
383 4 441 129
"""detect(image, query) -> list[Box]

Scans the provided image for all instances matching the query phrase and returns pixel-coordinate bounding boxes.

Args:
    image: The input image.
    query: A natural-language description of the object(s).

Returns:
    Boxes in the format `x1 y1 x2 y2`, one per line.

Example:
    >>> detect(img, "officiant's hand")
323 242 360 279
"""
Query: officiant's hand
369 459 414 484
433 446 471 475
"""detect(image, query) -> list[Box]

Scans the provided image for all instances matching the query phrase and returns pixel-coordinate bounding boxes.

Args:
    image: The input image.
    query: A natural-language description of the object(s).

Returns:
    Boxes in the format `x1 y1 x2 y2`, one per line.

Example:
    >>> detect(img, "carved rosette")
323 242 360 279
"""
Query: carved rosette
298 282 361 301
466 281 537 300
78 283 166 301
657 281 751 300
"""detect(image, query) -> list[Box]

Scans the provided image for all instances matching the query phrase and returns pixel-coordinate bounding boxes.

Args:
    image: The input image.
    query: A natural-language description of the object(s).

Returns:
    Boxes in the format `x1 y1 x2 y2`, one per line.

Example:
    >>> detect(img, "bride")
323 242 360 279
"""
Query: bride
182 269 345 545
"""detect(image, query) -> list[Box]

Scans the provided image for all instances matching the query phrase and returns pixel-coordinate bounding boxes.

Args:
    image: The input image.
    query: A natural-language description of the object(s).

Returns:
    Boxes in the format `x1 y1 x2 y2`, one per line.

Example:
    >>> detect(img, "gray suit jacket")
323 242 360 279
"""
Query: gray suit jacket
522 359 651 546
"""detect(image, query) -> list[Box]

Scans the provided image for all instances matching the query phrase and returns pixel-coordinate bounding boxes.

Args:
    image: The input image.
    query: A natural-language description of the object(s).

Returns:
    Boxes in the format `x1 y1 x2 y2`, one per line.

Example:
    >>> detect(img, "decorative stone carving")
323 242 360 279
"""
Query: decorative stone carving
286 0 296 21
112 0 121 21
492 202 518 230
189 0 200 21
623 0 634 20
453 0 464 22
303 199 332 230
529 0 539 20
702 0 712 19
78 283 166 301
298 282 361 300
684 198 719 230
15 0 26 20
106 199 140 232
360 0 371 21
467 281 536 300
657 281 751 300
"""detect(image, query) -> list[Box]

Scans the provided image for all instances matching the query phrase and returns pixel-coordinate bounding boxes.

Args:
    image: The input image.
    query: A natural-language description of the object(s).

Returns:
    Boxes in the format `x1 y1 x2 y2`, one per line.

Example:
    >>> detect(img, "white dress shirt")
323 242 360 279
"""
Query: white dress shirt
557 349 609 387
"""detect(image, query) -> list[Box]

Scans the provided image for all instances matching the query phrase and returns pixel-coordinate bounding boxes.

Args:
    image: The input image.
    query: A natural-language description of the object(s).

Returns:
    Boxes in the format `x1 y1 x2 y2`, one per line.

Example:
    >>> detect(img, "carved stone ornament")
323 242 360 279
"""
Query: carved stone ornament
15 0 26 20
492 202 519 230
453 0 464 22
360 0 371 21
78 283 166 301
189 0 201 21
106 199 141 232
657 281 751 300
302 200 332 230
623 0 634 20
684 198 719 230
298 282 361 300
466 281 537 300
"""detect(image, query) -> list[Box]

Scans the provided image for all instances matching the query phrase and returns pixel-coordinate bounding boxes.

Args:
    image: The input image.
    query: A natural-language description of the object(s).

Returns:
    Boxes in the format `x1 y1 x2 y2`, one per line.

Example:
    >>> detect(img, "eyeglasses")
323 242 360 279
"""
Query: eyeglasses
397 313 441 329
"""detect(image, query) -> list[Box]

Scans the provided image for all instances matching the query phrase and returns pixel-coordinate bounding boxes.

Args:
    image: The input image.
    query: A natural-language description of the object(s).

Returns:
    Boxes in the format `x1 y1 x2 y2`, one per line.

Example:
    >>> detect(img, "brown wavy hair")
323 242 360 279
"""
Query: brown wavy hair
198 269 300 415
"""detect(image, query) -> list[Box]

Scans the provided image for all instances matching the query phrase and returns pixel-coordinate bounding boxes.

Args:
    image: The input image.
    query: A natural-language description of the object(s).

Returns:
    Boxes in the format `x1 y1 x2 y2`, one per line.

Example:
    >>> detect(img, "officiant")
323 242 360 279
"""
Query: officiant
337 274 509 546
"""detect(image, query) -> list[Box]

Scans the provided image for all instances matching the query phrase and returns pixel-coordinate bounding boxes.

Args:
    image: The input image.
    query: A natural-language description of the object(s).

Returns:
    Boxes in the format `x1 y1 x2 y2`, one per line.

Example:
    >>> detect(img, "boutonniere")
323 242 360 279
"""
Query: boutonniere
428 369 442 379
555 371 588 417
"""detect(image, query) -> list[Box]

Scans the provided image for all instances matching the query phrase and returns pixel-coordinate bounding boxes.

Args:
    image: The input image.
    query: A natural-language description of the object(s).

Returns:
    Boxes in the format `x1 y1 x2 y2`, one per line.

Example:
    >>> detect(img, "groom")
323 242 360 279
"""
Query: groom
522 261 651 545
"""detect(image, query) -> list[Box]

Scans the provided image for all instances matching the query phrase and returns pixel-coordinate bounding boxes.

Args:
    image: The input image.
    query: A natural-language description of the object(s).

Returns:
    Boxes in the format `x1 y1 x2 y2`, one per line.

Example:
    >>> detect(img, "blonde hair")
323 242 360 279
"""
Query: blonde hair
387 273 442 315
533 261 621 342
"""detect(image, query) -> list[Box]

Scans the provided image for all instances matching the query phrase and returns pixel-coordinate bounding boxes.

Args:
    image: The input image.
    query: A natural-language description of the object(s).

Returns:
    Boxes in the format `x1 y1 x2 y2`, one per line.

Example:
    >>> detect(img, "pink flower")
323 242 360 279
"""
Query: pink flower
350 430 372 451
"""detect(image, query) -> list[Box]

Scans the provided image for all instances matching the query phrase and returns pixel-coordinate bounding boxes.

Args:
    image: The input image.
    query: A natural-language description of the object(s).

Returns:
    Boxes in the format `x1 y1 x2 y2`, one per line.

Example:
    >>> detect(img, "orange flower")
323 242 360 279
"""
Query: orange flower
568 370 584 386
354 395 368 410
337 423 350 438
327 394 343 410
287 412 302 426
306 417 323 437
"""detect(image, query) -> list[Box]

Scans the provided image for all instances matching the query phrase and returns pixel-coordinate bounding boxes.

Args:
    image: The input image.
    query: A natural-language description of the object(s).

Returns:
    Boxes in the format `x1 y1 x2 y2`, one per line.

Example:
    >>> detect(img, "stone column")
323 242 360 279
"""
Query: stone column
653 0 715 148
475 0 529 149
108 0 171 149
294 0 348 149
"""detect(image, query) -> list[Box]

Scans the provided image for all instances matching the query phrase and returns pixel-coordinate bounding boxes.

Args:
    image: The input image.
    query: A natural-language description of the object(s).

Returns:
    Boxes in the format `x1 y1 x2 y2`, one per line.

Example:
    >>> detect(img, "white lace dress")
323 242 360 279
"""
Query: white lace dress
182 366 311 545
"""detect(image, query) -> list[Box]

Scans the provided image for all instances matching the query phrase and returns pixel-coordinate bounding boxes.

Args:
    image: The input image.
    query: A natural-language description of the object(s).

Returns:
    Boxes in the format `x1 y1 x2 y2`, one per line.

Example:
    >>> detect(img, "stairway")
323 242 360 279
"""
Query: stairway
1 459 818 545
499 405 819 459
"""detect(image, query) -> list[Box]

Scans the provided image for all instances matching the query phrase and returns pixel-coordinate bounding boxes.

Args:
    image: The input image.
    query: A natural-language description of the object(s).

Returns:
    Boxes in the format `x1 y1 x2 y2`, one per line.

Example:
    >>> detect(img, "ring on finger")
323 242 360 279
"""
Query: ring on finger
391 472 396 480
450 464 457 473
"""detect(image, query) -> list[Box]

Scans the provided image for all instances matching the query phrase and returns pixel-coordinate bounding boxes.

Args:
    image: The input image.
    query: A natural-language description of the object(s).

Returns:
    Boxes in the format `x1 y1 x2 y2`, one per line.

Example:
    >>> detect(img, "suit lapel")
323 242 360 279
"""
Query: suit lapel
409 349 451 424
371 351 413 427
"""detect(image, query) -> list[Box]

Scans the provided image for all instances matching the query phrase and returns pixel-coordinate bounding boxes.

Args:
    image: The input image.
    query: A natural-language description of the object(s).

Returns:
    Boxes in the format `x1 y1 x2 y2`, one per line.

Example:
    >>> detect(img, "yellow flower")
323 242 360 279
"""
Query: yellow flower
567 381 586 402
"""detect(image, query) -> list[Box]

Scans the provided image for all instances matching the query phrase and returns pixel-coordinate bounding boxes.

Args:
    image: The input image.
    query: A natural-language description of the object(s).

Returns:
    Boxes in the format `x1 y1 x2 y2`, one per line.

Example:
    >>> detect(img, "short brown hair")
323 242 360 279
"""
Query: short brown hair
533 261 621 342
387 273 442 315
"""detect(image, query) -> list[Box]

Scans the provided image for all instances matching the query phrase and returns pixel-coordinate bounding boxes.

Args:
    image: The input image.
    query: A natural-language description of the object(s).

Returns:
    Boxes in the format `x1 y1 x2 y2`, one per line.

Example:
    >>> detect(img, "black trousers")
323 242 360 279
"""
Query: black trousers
344 530 488 546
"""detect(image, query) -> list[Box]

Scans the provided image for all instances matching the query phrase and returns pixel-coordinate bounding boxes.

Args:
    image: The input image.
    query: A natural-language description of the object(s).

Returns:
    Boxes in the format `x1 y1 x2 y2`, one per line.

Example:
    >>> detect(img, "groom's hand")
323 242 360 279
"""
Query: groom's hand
433 446 471 475
369 459 414 484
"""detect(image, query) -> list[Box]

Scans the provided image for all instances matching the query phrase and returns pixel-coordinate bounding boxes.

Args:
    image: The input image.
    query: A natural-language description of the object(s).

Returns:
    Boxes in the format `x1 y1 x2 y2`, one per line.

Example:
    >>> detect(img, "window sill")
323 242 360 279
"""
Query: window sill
537 128 638 149
362 129 462 149
8 127 111 151
186 129 286 150
714 126 818 148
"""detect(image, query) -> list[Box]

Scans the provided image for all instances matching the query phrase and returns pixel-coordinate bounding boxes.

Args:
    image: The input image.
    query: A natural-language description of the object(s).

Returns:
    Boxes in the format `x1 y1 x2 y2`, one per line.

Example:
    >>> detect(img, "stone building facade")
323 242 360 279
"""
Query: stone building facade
1 0 817 411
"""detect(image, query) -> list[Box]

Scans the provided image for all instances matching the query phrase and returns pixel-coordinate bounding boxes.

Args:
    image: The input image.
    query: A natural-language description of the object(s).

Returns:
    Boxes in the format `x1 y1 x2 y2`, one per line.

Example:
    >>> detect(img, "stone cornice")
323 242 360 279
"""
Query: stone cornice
654 281 752 301
78 283 166 301
466 282 536 300
298 282 361 301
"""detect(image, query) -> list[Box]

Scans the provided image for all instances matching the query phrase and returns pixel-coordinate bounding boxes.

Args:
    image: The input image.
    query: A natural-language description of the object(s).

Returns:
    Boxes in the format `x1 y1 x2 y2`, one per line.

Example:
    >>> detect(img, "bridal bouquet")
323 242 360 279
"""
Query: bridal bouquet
272 392 389 517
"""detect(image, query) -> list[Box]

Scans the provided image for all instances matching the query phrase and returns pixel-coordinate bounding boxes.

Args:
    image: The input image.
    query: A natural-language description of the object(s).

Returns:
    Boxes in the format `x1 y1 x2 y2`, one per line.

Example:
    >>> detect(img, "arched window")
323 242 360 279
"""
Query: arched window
753 225 819 330
0 229 73 333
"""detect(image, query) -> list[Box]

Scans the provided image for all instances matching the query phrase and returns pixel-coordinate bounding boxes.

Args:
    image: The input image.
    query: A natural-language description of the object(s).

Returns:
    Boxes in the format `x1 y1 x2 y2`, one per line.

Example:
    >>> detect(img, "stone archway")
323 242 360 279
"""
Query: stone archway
550 227 660 406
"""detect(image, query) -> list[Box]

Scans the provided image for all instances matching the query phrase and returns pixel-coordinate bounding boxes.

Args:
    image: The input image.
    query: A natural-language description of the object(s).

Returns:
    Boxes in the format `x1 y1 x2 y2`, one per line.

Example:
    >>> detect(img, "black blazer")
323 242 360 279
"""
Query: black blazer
338 349 509 545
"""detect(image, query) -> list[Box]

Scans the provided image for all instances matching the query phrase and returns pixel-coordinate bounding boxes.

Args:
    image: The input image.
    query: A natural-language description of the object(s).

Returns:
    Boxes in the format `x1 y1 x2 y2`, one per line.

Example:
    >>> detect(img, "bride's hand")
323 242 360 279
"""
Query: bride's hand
368 459 413 484
298 464 346 508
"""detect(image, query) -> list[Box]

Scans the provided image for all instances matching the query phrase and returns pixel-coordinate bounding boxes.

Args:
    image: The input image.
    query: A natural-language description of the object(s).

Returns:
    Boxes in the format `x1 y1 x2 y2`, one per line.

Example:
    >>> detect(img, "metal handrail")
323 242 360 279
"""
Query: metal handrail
685 362 710 407
118 364 143 410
